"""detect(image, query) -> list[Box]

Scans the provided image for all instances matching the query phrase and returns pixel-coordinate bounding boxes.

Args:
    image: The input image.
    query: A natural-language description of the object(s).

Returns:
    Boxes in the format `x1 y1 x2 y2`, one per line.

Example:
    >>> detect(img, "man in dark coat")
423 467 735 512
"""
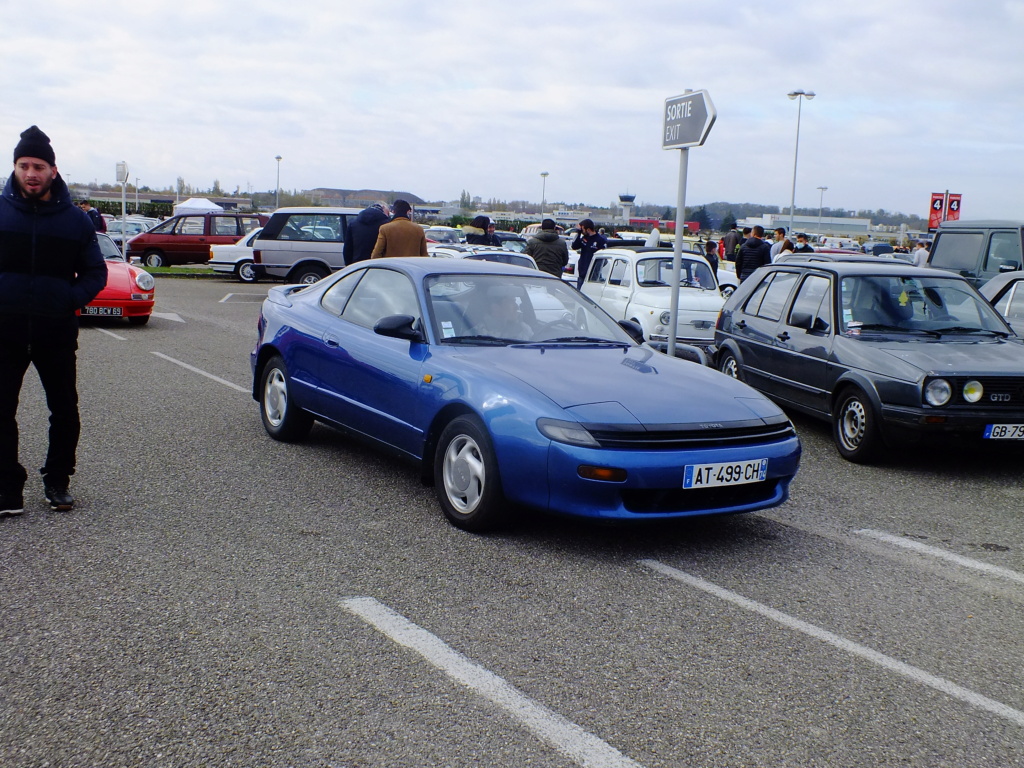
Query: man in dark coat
0 126 107 515
572 218 608 288
525 218 569 277
721 223 742 262
735 225 772 281
343 201 390 265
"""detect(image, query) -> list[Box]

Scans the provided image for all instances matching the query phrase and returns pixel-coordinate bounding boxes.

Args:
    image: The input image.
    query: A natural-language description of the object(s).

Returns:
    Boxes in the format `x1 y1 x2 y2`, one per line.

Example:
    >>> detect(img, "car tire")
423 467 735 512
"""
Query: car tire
289 265 328 285
127 315 150 326
434 415 507 532
259 356 314 442
143 250 165 268
237 260 259 283
718 349 743 381
833 386 882 463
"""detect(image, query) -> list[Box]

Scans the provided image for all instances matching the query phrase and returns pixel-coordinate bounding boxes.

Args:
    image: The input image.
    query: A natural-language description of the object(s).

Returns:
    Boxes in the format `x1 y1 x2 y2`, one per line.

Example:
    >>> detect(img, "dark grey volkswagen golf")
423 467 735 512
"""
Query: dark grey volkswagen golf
714 262 1024 462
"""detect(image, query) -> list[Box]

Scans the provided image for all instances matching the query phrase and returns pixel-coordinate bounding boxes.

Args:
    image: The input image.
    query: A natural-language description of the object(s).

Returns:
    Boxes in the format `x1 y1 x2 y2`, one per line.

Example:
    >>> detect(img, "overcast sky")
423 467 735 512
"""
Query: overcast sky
4 1 1023 219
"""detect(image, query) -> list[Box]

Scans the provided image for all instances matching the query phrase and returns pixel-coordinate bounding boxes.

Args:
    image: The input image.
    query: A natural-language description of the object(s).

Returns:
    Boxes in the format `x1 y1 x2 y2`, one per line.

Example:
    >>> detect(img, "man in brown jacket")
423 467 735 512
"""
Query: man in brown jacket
370 199 428 258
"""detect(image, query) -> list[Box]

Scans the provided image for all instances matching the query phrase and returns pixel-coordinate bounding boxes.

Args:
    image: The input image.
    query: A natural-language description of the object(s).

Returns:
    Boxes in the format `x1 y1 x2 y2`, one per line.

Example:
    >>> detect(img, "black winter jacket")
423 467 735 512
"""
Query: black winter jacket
463 226 500 247
0 173 106 324
525 230 569 277
343 206 391 264
735 237 772 281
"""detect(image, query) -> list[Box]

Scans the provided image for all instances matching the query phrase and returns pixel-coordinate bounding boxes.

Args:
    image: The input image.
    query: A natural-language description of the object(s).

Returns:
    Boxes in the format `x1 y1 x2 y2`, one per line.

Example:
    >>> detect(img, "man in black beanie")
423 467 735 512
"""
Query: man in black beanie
0 126 107 515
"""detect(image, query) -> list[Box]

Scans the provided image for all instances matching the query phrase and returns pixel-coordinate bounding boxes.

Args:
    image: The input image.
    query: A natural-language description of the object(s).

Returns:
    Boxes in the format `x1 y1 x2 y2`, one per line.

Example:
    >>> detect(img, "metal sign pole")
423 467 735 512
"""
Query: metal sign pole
668 147 688 359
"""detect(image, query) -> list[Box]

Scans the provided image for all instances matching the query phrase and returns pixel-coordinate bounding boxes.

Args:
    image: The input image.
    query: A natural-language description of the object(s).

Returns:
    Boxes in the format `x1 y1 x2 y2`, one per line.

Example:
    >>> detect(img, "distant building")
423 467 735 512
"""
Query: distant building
739 212 873 239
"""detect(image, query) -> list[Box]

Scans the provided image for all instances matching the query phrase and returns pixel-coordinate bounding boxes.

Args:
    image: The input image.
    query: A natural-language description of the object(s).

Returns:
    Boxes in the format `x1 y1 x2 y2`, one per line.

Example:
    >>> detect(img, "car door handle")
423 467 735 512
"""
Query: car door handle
776 331 790 341
735 320 747 329
322 333 340 348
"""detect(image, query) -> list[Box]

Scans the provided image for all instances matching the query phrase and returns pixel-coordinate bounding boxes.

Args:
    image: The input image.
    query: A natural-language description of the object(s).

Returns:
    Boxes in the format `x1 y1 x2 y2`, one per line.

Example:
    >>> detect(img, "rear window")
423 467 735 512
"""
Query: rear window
262 213 344 242
930 232 983 272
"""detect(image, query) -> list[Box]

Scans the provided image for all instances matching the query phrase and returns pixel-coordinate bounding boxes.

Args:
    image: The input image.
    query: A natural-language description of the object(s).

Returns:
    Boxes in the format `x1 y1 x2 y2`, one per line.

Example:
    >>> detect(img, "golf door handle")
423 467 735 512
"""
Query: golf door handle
776 331 790 341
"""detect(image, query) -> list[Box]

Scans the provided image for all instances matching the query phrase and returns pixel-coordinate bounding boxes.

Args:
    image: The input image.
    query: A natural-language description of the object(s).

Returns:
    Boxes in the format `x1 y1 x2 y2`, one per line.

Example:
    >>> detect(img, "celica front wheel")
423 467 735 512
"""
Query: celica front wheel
434 416 506 532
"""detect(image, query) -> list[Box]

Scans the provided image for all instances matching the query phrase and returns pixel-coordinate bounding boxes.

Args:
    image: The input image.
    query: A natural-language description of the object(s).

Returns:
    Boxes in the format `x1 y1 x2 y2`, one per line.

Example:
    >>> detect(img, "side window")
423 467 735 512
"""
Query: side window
609 259 628 286
212 216 240 236
742 275 773 316
983 231 1022 276
929 233 983 273
753 272 799 321
788 275 831 328
341 269 420 329
587 257 610 283
150 219 176 234
240 217 262 234
176 216 205 235
321 269 364 316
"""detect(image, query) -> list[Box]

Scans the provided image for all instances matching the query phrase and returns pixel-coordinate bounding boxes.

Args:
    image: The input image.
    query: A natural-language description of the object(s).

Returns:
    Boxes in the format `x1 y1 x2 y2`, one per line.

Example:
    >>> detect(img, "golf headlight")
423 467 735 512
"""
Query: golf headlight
962 380 983 403
537 418 600 447
924 378 952 406
660 311 672 325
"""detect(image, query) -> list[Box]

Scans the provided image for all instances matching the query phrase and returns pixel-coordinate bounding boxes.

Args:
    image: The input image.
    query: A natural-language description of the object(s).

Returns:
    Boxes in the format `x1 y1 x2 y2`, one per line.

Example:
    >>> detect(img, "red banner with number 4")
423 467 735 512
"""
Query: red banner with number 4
946 194 962 222
928 193 945 229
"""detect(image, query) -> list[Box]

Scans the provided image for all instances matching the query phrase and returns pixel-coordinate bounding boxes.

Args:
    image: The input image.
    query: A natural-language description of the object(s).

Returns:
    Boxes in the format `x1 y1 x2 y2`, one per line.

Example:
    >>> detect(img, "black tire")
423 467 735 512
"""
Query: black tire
433 415 507 532
718 349 742 381
289 265 328 285
144 250 165 268
237 260 259 283
259 355 314 442
832 386 883 463
127 315 150 326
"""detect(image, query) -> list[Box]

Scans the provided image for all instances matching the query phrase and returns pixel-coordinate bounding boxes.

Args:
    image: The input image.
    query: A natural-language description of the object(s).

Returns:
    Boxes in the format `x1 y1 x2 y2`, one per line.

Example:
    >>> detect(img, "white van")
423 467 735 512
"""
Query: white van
253 207 362 284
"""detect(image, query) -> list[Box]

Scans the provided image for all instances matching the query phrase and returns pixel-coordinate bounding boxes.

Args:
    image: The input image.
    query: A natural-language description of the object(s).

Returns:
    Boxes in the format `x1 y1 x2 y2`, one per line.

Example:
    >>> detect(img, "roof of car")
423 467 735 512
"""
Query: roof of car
764 261 968 278
360 256 551 279
938 220 1024 229
271 206 363 215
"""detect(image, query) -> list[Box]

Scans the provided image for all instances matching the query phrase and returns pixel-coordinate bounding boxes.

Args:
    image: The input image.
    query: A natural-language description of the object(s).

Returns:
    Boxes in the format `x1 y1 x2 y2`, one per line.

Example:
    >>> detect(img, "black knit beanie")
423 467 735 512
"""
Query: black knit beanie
14 125 56 165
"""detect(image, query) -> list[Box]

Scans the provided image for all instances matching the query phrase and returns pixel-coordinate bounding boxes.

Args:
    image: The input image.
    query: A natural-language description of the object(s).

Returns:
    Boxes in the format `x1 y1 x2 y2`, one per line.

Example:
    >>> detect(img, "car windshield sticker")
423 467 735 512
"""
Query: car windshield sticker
441 321 456 338
899 290 909 306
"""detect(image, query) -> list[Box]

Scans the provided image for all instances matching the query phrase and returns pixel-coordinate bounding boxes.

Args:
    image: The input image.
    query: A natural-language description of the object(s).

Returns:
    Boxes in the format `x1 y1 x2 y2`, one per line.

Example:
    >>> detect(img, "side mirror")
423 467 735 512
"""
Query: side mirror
791 311 829 333
617 319 646 344
374 314 424 342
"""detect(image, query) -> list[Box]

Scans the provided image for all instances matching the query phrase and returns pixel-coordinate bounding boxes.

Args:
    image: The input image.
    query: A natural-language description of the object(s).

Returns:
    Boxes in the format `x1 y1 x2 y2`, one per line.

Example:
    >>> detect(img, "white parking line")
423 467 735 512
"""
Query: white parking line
149 351 249 394
93 327 127 341
341 597 645 768
638 559 1024 729
853 529 1024 586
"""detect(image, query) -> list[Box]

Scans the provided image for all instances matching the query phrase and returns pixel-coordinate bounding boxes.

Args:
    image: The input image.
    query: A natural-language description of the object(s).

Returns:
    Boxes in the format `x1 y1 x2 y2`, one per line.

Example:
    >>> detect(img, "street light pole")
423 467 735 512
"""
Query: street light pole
817 186 828 234
787 89 815 235
540 171 549 217
275 155 282 209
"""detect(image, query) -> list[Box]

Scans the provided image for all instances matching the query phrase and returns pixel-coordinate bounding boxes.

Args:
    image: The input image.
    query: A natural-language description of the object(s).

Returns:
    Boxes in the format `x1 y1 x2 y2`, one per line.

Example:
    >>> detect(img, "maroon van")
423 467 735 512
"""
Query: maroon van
127 212 268 267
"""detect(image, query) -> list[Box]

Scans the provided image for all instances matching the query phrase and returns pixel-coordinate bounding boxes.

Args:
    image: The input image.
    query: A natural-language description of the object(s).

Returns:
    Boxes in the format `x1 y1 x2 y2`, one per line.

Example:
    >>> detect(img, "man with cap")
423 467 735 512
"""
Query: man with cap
370 199 428 259
0 126 107 516
525 218 569 278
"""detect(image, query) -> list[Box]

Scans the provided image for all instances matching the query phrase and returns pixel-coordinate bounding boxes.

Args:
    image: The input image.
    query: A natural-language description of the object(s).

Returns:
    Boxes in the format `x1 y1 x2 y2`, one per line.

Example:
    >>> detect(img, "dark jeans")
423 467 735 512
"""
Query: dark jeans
0 334 80 494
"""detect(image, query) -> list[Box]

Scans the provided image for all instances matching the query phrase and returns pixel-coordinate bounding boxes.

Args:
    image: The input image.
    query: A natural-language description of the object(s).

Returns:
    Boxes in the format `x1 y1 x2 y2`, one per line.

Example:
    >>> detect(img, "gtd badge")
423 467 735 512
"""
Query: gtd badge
990 393 1011 402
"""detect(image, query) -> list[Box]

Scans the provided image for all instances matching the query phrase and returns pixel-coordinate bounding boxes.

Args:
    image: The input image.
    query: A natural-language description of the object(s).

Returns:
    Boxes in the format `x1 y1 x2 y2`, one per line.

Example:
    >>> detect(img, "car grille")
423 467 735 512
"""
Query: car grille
951 377 1024 406
622 480 779 513
587 421 796 450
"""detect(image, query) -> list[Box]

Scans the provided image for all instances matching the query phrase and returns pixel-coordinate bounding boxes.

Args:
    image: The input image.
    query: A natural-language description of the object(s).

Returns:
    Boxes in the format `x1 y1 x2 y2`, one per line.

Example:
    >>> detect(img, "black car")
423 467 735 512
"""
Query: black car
715 262 1024 462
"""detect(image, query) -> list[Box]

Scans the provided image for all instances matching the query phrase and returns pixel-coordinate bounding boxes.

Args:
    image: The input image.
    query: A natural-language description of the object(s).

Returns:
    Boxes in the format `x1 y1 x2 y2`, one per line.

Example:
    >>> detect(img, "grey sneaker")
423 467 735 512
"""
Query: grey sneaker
1 492 24 516
44 483 74 512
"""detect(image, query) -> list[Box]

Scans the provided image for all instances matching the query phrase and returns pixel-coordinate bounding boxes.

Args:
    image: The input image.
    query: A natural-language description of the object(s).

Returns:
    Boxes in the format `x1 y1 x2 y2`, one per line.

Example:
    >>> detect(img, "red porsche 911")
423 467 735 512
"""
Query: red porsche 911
81 233 156 325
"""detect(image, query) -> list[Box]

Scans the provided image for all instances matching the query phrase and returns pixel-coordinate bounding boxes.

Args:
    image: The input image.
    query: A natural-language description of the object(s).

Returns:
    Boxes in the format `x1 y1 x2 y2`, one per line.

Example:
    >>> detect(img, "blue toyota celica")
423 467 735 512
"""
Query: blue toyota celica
251 258 801 531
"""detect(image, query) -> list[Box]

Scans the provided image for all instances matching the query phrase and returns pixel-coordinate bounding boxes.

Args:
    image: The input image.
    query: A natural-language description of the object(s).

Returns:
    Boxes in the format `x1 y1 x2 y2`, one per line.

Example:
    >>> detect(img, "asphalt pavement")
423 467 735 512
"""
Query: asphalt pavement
1 277 1022 767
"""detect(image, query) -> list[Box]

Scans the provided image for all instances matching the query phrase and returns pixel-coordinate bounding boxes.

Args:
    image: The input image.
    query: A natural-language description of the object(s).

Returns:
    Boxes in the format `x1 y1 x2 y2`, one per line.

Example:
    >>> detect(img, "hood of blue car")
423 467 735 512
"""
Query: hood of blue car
463 345 784 426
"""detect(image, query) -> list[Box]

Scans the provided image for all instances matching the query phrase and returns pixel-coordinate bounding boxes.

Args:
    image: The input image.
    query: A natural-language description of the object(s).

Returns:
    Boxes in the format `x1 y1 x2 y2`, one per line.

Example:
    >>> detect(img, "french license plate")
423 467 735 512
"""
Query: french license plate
683 459 767 488
83 306 122 316
983 424 1024 439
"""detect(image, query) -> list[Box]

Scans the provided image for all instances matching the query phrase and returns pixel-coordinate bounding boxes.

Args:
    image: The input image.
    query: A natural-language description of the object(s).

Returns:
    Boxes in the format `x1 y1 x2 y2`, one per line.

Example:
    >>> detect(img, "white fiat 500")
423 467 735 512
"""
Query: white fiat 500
581 248 725 352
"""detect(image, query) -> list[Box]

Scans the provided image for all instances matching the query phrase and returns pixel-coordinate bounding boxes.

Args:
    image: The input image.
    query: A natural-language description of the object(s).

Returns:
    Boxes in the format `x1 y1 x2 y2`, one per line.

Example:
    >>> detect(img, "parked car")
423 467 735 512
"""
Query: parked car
105 217 154 248
80 233 155 325
252 207 361 284
980 271 1024 334
927 220 1023 287
428 245 539 270
209 227 263 282
715 261 1024 462
251 258 801 531
127 212 267 267
493 232 528 251
424 226 464 244
581 248 724 352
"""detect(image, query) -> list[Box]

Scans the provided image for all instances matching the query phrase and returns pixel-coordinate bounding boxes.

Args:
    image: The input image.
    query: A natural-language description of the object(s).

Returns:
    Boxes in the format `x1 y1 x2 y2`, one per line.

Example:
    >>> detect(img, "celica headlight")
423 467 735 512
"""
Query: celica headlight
924 378 952 407
962 380 984 403
537 418 600 447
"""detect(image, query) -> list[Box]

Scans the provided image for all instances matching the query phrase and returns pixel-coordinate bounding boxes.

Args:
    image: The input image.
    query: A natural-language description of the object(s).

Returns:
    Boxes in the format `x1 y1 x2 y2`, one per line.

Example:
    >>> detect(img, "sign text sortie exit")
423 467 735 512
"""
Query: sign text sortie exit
662 90 716 150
